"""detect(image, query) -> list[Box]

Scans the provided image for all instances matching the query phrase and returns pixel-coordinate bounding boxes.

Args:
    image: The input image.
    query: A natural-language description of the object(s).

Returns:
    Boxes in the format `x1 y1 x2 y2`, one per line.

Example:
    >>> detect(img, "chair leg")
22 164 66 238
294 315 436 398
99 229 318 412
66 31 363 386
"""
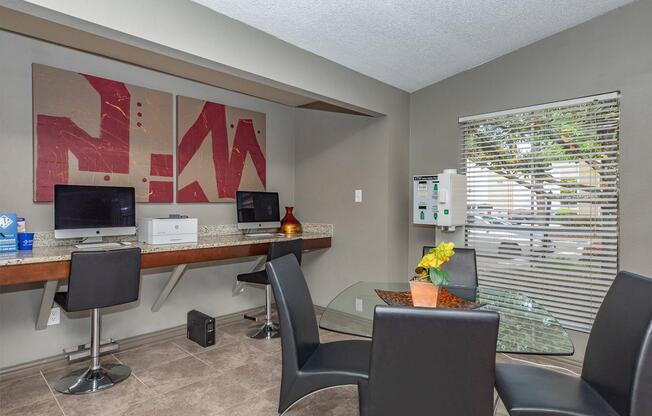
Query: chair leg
54 309 132 394
246 285 280 340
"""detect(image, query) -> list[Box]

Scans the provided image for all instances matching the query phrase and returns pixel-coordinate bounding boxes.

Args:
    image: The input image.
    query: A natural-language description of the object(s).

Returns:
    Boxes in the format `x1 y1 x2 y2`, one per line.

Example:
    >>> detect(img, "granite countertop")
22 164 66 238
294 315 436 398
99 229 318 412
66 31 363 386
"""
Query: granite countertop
0 223 332 267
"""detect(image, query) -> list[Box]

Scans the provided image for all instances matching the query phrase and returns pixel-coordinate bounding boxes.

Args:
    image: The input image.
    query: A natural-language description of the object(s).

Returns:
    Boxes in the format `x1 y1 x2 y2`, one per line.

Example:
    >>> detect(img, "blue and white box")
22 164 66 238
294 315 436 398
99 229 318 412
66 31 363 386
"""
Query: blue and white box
0 213 18 252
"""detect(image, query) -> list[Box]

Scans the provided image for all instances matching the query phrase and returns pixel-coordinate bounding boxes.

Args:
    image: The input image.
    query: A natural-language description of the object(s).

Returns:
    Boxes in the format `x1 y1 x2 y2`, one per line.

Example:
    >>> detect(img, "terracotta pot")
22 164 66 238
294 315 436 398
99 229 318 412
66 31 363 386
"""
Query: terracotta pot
280 206 303 234
409 281 440 308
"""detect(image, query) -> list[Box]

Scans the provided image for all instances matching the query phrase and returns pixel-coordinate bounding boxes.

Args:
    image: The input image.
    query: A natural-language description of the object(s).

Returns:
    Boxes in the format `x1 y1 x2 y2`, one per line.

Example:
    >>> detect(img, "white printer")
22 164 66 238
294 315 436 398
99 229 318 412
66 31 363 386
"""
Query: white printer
138 218 198 245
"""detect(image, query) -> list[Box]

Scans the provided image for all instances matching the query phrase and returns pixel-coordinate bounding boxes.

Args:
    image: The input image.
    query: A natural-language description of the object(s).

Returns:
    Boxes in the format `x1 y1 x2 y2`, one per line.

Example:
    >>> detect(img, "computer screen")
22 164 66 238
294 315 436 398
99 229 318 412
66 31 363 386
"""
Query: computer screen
236 191 280 227
54 185 136 230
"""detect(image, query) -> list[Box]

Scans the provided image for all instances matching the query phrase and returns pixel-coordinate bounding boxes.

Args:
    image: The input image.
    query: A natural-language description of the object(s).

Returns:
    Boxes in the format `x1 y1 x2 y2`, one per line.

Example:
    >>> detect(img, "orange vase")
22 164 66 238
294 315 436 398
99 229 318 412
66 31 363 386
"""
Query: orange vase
280 206 303 235
409 281 440 308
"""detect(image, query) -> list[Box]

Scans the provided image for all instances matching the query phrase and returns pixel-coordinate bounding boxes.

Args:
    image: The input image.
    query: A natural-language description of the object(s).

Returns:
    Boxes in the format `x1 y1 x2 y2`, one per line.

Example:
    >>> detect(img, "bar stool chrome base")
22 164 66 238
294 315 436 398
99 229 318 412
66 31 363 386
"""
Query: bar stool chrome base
54 363 131 394
246 321 280 339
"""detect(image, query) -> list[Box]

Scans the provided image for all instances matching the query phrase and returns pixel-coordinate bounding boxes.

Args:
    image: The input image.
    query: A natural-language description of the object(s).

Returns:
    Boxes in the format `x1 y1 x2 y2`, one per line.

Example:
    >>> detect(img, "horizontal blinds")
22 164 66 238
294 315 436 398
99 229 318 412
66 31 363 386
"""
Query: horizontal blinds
459 94 620 332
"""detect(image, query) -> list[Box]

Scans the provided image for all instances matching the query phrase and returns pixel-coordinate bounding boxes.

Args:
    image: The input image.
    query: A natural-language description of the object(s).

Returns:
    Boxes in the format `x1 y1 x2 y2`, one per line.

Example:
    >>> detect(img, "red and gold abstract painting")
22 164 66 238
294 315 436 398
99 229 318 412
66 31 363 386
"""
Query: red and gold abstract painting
33 64 173 202
176 96 266 202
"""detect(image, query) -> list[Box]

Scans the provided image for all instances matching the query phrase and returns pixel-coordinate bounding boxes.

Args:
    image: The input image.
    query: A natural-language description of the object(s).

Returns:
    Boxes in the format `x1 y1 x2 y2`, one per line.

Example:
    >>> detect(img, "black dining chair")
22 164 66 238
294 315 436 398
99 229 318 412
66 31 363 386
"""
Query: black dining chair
266 254 371 414
422 245 478 287
237 239 303 340
53 248 142 394
495 271 652 416
358 306 499 416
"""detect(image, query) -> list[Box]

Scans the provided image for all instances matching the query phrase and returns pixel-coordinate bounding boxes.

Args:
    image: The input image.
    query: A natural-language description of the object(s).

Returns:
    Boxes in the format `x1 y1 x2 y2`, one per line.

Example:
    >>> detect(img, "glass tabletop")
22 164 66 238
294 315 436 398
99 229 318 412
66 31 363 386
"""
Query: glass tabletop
319 282 574 356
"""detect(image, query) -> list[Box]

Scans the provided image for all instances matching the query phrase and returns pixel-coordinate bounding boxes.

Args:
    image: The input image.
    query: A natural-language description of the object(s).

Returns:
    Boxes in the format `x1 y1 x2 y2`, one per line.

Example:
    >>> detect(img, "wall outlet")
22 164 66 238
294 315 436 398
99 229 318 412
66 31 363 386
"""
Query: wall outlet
354 189 363 203
47 307 60 326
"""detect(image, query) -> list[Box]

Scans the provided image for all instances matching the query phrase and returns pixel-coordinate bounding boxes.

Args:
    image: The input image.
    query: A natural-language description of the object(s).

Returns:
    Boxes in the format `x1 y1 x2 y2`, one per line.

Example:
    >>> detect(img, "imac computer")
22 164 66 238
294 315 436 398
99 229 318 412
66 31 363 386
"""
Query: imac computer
54 185 136 248
236 191 281 235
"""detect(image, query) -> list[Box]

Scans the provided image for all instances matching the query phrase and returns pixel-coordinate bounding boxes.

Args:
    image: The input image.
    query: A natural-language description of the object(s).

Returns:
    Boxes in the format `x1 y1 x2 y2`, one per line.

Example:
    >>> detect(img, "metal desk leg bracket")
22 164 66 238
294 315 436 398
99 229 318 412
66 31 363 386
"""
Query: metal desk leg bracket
151 264 187 312
36 280 59 330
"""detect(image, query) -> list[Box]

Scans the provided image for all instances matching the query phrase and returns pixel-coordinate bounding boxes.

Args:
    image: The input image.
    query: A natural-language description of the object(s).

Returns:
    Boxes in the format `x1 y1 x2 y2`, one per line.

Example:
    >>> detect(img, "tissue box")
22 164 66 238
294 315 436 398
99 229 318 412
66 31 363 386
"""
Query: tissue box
0 213 18 252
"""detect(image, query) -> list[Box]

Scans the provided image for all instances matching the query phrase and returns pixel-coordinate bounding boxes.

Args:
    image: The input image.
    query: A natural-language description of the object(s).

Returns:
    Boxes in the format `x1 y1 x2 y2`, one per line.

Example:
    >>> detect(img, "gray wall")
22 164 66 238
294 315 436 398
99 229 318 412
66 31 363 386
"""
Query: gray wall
294 106 410 307
409 0 652 359
0 30 298 367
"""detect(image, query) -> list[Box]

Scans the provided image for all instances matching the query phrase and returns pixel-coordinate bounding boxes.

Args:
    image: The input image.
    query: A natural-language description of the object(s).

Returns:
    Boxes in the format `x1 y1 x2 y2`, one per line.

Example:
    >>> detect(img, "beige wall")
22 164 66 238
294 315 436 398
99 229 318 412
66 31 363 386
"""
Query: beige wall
0 30 297 367
0 0 410 368
409 0 652 360
294 107 409 307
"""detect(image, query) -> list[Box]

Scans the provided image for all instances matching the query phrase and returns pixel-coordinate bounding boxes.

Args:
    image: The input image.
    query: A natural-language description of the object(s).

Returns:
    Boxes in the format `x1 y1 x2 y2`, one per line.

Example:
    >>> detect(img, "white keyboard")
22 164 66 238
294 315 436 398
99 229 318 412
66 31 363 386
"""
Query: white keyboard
74 242 123 249
244 233 285 238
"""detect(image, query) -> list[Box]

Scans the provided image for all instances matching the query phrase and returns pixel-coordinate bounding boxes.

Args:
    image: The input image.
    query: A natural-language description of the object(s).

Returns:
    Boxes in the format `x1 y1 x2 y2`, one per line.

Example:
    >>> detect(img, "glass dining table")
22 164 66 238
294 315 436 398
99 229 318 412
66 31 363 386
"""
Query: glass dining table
319 282 575 355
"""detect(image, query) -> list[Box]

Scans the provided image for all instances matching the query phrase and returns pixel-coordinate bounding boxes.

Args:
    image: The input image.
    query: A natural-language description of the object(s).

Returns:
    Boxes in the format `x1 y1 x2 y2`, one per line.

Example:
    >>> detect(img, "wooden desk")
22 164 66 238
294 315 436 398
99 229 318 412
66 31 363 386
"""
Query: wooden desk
0 232 331 329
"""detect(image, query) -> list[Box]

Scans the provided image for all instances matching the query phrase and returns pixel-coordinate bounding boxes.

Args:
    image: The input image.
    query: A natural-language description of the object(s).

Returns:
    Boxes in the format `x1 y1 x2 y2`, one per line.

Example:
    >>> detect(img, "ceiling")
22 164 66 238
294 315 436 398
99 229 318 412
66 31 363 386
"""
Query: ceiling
192 0 634 92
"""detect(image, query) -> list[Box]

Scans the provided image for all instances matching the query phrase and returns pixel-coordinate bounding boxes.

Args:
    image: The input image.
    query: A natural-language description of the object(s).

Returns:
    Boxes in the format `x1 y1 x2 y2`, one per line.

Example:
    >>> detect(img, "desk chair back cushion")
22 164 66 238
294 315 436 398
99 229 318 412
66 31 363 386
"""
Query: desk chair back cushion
581 271 652 416
422 246 478 287
65 248 142 312
364 307 499 416
269 238 303 263
266 254 319 372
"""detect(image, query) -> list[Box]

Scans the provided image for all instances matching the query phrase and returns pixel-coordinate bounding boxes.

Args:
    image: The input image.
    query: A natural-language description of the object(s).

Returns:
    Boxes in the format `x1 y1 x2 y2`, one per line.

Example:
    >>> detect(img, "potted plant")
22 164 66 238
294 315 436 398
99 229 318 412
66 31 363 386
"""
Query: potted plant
410 242 455 307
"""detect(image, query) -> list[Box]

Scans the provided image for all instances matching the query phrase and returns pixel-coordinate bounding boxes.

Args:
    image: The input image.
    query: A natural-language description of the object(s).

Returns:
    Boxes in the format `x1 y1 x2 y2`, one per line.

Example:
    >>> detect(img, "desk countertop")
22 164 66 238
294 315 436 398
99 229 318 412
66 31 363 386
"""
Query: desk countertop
0 225 332 267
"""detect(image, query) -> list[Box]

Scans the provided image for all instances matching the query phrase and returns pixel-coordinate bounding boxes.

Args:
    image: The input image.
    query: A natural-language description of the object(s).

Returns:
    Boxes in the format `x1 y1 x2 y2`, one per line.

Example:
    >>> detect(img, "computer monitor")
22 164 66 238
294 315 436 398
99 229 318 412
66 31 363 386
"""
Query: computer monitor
54 184 136 242
236 191 280 230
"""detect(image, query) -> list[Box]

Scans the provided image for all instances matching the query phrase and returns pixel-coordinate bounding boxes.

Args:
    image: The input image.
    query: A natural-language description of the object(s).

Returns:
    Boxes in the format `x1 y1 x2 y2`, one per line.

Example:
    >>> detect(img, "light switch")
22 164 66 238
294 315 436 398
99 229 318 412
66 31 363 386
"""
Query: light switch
355 189 362 202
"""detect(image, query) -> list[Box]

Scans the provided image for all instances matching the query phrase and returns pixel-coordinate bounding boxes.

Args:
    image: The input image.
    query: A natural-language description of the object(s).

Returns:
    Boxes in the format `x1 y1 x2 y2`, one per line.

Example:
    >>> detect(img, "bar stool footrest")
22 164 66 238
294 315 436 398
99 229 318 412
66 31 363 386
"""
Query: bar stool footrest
64 339 119 362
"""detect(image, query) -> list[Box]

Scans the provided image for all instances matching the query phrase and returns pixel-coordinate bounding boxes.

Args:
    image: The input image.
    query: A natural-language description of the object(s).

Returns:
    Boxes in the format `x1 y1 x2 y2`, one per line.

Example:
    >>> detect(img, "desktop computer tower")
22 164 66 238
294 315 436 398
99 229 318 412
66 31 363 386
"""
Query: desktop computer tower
187 310 215 348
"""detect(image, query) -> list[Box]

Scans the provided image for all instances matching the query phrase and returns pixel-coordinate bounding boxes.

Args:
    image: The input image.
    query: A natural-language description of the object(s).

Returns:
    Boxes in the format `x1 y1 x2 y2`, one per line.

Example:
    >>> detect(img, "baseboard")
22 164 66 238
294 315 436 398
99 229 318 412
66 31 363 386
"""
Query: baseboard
0 305 262 382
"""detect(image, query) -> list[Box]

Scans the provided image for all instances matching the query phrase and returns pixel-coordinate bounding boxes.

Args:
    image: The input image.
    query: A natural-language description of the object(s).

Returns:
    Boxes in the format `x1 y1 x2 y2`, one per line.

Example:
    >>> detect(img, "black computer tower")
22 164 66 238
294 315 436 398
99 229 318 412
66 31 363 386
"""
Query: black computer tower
187 310 215 348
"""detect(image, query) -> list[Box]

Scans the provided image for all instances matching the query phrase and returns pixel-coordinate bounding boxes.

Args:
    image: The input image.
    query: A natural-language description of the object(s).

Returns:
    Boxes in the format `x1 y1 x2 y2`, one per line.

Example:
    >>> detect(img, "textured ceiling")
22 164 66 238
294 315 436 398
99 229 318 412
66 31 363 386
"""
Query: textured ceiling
192 0 634 92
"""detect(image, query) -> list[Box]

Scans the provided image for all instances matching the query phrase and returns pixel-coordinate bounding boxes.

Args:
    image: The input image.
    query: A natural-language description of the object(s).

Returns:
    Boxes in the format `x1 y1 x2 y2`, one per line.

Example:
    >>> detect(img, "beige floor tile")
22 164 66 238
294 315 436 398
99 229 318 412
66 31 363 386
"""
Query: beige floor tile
0 374 53 412
114 341 189 372
53 376 153 416
220 360 282 392
135 355 214 395
196 340 278 371
171 330 238 355
110 396 205 416
216 394 279 416
0 396 63 416
242 335 283 355
285 385 359 416
166 373 257 415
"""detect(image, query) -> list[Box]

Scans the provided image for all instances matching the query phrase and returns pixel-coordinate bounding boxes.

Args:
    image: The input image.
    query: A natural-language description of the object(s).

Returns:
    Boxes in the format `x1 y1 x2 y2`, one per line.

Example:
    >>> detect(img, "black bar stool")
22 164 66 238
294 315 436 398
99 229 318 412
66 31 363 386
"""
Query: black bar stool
236 239 302 339
53 248 142 394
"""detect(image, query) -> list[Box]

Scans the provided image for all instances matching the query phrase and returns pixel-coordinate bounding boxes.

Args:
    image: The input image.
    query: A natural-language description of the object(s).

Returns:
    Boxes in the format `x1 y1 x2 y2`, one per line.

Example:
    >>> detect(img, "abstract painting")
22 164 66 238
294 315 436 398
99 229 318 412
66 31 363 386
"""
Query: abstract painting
176 95 266 202
33 64 173 202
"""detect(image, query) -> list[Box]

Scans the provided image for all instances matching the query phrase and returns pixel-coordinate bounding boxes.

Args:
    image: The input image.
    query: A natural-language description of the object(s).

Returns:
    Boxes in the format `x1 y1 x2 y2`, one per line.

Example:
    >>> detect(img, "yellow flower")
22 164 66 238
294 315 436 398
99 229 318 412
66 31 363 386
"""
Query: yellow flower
417 242 455 271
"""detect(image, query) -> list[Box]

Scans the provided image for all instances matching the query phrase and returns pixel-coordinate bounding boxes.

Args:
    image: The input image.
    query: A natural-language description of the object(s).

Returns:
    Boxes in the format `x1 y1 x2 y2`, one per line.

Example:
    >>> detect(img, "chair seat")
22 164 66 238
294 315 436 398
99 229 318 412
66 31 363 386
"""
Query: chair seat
495 364 619 416
54 292 69 312
302 340 371 381
237 270 269 285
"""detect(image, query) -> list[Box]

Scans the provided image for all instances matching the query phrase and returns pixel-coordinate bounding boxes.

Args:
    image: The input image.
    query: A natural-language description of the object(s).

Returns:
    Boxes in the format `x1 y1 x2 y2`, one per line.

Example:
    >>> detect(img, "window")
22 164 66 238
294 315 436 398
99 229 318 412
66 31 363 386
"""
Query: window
459 93 620 332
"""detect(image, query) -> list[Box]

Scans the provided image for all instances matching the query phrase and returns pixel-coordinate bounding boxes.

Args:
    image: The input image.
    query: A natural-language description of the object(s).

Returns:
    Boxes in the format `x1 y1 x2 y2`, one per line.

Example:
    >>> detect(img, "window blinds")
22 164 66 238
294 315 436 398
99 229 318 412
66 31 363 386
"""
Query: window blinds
459 93 620 332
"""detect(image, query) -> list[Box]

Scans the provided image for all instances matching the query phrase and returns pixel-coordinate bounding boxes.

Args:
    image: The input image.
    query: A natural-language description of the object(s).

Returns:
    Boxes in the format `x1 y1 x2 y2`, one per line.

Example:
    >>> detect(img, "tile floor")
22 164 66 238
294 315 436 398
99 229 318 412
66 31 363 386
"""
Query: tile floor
1 316 580 416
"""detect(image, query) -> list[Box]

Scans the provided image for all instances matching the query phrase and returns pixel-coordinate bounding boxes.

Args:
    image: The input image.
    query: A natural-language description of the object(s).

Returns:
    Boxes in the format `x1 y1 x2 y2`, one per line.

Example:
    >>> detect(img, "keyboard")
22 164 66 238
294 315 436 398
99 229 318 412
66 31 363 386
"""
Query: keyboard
74 242 123 249
244 233 285 238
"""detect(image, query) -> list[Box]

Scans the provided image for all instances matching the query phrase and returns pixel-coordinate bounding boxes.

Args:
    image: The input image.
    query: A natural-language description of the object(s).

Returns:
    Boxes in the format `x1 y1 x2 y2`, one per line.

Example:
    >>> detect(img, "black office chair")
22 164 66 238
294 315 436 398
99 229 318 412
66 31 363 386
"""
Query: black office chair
358 306 499 416
423 245 478 287
53 248 141 394
266 254 371 414
495 271 652 416
237 239 303 340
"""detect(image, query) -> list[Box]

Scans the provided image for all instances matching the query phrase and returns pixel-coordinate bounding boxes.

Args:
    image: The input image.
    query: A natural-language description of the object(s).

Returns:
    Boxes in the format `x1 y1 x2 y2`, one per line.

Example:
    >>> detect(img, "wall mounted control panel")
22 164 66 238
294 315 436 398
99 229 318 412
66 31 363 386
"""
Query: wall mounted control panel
413 175 439 225
413 170 467 228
